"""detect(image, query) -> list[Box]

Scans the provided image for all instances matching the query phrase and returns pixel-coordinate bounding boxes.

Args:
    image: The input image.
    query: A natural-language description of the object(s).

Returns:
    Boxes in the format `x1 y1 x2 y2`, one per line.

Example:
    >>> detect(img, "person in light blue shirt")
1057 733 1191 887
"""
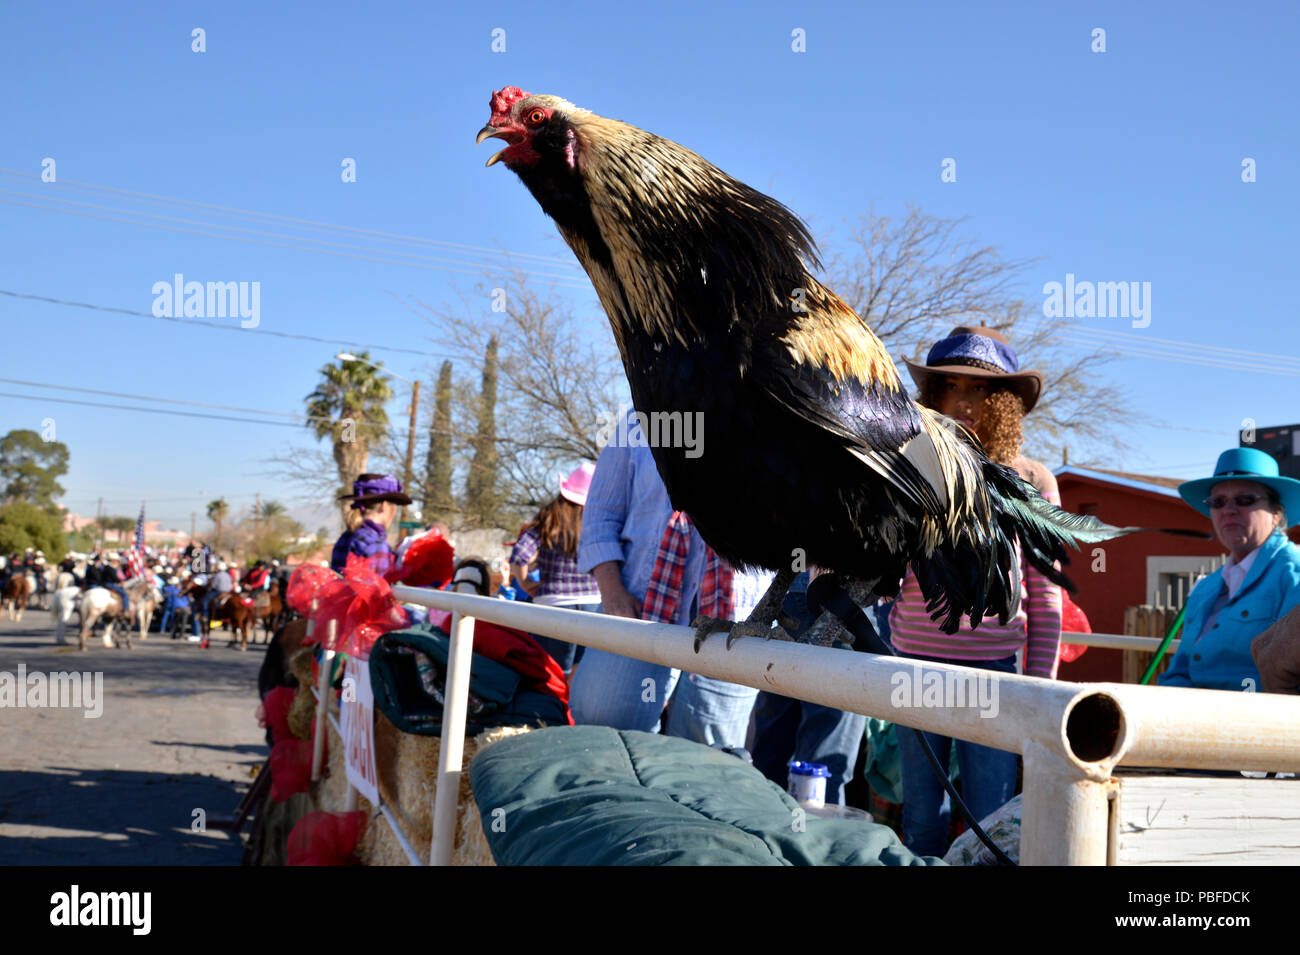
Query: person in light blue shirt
1160 448 1300 693
572 409 754 745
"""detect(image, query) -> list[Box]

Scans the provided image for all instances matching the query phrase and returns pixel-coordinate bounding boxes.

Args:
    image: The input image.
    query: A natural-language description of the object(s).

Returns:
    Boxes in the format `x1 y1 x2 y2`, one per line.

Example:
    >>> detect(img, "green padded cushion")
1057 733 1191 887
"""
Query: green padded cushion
469 725 943 866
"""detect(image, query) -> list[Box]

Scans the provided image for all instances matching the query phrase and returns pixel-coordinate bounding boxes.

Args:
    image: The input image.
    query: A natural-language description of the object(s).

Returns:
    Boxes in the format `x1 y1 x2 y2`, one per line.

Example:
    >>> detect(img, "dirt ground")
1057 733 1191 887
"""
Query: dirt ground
0 604 269 865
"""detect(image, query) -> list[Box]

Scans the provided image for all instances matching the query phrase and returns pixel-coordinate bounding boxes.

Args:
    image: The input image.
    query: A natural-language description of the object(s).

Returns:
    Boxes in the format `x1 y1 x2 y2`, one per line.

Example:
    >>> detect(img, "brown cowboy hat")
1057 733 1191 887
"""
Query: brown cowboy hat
903 325 1044 413
338 472 413 507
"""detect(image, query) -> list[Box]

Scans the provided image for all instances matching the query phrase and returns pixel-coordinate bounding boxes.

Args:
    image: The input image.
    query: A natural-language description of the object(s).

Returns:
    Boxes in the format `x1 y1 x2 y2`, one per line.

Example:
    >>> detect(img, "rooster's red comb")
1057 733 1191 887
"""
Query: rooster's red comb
489 86 531 122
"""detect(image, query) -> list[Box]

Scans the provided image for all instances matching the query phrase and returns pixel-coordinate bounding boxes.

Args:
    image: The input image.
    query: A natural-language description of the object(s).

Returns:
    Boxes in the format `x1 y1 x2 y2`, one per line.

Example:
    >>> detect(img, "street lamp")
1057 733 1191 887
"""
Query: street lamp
334 352 420 537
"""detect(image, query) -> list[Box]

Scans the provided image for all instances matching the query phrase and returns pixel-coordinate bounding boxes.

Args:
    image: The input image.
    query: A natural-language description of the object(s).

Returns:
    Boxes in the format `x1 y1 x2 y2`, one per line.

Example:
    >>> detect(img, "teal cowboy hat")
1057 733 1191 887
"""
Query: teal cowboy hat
1178 447 1300 527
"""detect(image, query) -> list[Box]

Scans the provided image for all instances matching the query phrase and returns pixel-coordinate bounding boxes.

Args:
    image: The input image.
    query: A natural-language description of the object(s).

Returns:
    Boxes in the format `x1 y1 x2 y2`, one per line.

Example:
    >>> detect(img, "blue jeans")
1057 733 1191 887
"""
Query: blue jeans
750 573 873 805
895 653 1019 857
569 605 756 746
664 672 758 750
534 601 599 676
570 644 682 733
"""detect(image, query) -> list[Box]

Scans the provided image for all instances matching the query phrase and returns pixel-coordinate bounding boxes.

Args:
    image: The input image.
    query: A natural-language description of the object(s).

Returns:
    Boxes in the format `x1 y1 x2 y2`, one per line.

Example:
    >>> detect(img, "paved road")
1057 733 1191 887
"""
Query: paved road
0 605 269 864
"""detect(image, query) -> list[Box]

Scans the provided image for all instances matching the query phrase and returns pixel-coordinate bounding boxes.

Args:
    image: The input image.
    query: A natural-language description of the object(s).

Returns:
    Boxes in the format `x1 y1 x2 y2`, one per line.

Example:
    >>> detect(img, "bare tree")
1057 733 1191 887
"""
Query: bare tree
409 266 625 520
822 205 1132 466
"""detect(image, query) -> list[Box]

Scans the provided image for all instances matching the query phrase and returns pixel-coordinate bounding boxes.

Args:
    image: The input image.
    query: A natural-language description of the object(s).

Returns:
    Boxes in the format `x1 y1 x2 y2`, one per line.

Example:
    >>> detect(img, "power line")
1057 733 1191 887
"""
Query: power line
0 191 593 294
1014 314 1300 376
0 168 585 271
0 187 590 287
0 289 459 360
0 193 581 292
0 390 414 436
0 376 307 421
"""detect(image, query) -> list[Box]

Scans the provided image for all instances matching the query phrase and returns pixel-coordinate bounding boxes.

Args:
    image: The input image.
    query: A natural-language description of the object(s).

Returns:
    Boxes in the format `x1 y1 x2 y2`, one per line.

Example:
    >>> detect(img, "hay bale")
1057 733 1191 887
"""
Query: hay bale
343 720 534 865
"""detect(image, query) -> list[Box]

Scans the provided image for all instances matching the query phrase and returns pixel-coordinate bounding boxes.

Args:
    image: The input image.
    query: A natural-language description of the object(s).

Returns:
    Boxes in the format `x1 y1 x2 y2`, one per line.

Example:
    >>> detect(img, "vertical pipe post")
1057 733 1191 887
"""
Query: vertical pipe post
430 597 477 866
1019 741 1111 865
311 618 336 781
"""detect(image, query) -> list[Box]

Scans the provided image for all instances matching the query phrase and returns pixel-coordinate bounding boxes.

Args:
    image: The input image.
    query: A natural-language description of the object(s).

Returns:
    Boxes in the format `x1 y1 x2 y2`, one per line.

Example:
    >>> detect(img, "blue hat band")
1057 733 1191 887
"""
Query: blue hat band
926 333 1020 374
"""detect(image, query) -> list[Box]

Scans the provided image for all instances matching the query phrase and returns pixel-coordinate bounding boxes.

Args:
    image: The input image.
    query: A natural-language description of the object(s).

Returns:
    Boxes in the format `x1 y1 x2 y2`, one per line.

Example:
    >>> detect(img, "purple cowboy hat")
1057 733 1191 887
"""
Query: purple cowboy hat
339 473 413 507
903 325 1044 413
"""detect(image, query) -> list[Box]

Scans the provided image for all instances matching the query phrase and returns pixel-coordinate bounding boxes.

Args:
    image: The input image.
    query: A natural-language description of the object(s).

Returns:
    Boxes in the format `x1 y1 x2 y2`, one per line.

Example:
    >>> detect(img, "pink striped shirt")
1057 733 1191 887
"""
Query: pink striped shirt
888 488 1063 679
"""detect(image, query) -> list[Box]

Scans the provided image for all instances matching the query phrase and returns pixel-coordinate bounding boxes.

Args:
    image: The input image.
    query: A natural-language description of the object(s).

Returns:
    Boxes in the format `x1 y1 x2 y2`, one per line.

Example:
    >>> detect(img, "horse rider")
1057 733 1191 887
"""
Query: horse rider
100 553 130 615
241 560 271 593
200 560 234 626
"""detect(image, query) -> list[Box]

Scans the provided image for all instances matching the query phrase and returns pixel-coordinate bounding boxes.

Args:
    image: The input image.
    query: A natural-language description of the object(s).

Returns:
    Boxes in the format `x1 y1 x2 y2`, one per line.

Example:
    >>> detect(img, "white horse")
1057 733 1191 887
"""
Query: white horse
78 588 132 651
50 585 82 644
125 577 160 641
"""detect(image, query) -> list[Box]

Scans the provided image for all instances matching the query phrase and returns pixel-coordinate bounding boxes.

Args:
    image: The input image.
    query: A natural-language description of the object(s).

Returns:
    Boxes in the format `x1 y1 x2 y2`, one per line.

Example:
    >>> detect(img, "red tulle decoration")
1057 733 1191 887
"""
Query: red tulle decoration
1059 591 1091 664
391 529 455 588
257 686 296 745
268 738 315 803
286 556 409 661
286 811 367 866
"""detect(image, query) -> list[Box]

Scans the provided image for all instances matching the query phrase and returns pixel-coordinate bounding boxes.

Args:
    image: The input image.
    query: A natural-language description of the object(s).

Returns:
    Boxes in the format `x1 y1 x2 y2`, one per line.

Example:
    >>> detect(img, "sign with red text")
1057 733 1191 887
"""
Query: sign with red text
341 656 379 806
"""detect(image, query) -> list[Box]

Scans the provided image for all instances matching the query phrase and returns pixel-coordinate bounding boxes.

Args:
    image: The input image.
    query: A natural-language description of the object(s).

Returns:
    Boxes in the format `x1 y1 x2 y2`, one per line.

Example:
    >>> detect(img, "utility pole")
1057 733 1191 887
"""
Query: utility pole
400 380 420 539
191 511 196 543
254 493 261 561
96 497 103 550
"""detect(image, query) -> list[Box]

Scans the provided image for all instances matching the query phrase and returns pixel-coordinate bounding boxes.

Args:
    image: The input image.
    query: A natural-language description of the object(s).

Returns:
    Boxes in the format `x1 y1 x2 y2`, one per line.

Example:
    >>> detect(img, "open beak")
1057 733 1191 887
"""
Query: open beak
476 124 522 167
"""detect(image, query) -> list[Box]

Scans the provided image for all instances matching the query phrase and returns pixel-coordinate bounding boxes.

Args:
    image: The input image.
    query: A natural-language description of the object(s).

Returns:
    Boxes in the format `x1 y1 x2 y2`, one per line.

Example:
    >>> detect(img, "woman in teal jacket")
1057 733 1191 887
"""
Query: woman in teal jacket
1160 448 1300 693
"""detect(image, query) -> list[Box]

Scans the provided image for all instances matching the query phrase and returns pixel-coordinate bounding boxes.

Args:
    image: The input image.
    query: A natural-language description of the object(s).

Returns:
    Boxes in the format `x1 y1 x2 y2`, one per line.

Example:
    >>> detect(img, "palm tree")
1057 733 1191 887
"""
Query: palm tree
304 352 393 515
206 498 229 551
257 500 286 520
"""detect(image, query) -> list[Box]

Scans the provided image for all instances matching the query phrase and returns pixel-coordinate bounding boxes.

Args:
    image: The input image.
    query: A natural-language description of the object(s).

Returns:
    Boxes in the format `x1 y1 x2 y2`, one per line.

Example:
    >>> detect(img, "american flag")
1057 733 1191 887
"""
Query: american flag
125 505 147 579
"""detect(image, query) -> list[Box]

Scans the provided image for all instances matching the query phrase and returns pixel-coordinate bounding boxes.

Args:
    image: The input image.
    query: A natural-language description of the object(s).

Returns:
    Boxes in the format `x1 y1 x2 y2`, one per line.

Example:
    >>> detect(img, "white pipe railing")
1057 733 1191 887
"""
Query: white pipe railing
382 585 1299 866
1059 631 1180 653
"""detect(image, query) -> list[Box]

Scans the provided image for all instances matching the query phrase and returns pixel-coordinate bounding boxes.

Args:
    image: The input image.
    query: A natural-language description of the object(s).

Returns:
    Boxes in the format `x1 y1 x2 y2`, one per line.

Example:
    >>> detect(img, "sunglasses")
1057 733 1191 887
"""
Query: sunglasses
1204 493 1265 510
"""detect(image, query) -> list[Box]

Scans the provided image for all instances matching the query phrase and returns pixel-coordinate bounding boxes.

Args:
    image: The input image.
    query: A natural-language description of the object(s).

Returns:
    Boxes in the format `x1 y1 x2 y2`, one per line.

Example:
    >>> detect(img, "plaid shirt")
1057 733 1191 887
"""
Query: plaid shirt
509 526 599 604
643 511 733 624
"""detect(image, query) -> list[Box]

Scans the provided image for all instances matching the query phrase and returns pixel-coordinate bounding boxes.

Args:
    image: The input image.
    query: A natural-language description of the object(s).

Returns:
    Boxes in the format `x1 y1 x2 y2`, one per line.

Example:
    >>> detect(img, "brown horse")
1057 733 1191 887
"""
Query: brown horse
210 592 257 651
253 589 285 640
2 574 32 621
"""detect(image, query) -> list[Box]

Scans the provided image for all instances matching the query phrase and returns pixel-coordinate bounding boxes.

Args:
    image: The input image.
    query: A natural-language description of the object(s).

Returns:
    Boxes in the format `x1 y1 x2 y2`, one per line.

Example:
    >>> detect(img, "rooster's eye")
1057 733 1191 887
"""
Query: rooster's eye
525 108 547 126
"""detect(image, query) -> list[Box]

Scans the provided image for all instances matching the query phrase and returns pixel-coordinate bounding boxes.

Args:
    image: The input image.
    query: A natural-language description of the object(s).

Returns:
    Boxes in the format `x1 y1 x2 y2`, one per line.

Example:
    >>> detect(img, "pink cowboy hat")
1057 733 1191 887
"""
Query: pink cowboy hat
559 462 596 506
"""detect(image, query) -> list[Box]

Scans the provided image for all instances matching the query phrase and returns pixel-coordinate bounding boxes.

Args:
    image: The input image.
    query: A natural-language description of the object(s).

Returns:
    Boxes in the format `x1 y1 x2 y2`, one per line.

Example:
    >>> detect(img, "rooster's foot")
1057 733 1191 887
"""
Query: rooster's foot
691 615 792 651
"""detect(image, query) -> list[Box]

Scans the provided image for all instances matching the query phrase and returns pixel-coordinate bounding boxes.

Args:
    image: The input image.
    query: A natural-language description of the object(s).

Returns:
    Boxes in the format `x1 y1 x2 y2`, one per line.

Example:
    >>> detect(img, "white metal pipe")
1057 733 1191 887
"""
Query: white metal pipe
378 803 424 866
429 584 481 867
389 586 1300 775
1089 682 1300 773
310 619 337 782
1060 631 1180 653
1020 740 1112 866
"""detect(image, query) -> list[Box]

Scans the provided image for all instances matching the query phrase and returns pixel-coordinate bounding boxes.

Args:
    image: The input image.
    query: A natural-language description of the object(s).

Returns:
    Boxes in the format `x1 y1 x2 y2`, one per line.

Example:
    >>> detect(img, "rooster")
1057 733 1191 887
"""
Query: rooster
477 86 1131 649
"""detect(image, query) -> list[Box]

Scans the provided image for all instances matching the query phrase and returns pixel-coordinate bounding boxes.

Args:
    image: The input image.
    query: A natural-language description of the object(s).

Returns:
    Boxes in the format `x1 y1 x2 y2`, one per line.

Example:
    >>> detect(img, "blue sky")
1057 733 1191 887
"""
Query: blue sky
1 0 1297 532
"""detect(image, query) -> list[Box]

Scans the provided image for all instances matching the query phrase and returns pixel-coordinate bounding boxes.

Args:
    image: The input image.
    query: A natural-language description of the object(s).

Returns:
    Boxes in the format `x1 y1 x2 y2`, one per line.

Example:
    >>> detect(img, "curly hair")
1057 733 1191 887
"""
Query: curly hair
917 378 1026 466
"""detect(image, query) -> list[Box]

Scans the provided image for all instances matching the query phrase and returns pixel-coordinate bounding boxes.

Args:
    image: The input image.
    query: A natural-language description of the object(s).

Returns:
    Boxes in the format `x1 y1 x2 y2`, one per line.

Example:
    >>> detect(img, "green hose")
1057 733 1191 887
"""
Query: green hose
1140 604 1186 685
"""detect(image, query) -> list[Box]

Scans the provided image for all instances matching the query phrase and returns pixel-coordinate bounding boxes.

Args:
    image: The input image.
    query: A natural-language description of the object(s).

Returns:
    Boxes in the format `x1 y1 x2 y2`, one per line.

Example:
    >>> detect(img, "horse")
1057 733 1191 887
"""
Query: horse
78 588 134 651
50 585 82 644
210 592 257 651
253 589 286 641
124 576 160 642
2 574 33 621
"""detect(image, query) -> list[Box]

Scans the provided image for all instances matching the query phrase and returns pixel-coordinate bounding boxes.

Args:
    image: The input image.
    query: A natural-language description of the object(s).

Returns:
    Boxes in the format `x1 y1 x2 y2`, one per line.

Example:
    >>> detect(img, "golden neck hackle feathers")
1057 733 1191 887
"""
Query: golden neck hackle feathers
540 97 900 393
